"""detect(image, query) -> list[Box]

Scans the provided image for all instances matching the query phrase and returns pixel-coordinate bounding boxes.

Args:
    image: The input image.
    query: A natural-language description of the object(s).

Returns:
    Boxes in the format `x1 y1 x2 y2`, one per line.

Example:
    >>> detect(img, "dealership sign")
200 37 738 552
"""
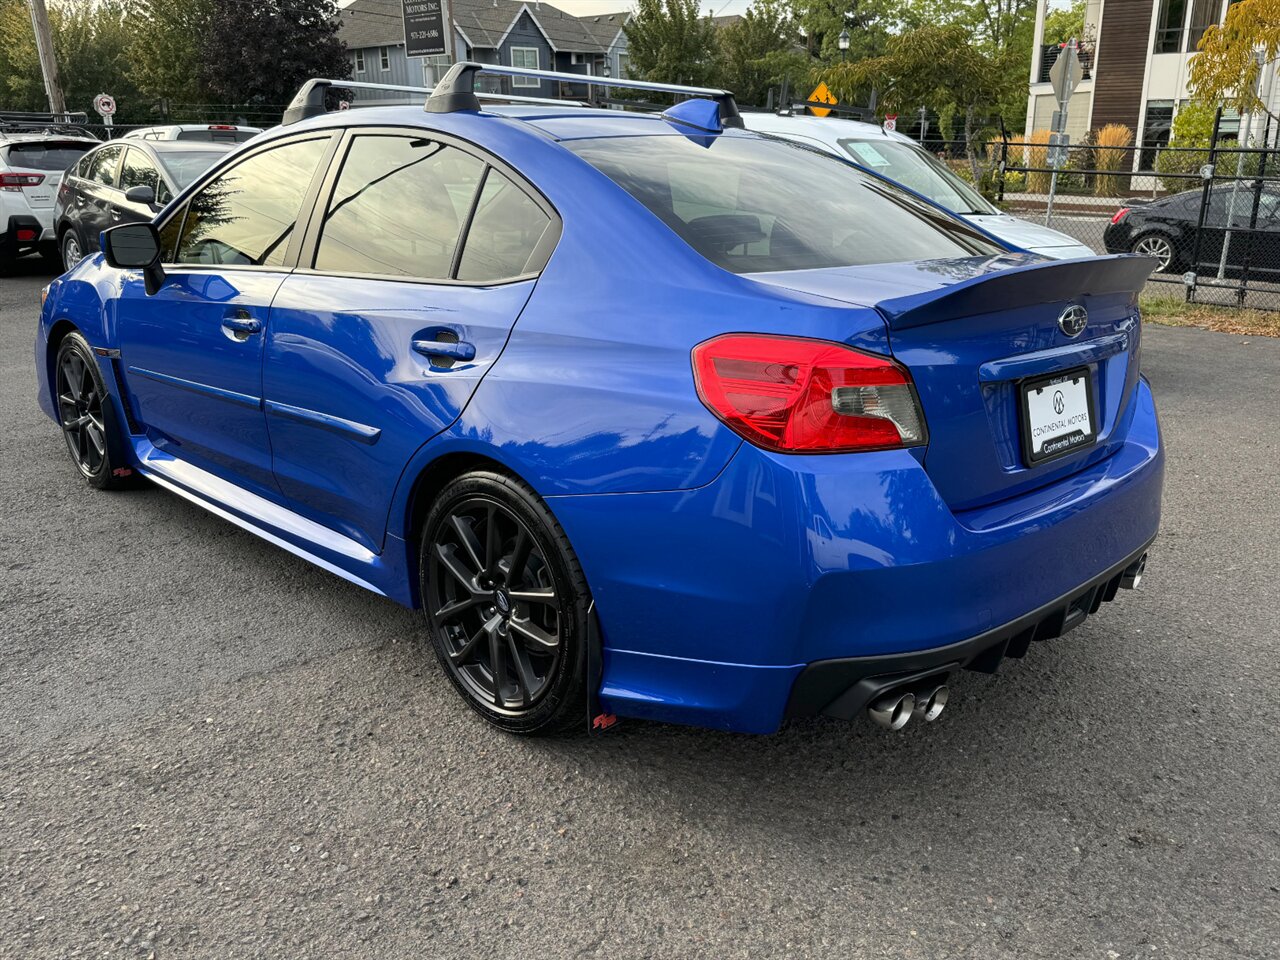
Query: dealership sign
403 0 451 59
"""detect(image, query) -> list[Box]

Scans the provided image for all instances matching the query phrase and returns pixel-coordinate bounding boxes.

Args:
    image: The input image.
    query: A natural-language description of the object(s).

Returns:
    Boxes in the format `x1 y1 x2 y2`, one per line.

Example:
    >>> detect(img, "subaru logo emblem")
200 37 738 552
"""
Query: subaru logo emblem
1058 305 1088 338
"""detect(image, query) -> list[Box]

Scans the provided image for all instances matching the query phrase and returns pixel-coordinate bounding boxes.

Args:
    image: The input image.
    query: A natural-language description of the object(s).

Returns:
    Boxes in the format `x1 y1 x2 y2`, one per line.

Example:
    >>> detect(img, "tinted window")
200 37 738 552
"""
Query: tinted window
176 128 258 144
457 170 553 281
119 148 161 192
156 150 227 189
85 145 123 187
2 141 92 172
567 135 1003 274
174 136 330 267
314 135 483 279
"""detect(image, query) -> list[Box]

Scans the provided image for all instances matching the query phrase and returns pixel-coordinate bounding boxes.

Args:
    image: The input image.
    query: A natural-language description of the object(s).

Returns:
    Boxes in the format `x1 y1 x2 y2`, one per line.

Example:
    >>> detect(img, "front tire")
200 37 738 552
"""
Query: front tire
420 471 590 735
54 332 131 490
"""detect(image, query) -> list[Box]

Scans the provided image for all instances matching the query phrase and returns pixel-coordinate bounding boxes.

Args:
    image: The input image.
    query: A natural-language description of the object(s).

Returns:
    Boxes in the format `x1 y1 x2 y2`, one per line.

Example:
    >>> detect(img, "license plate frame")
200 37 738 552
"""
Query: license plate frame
1018 366 1098 466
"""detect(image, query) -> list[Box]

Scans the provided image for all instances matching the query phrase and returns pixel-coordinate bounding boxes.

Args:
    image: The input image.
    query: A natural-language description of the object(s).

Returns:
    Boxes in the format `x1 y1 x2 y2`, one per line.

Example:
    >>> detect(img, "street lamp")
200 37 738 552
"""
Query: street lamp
838 29 849 62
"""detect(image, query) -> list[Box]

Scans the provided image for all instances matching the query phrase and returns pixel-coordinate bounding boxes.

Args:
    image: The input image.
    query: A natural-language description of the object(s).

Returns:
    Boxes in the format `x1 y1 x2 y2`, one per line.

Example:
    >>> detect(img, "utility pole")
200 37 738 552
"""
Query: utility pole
27 0 66 116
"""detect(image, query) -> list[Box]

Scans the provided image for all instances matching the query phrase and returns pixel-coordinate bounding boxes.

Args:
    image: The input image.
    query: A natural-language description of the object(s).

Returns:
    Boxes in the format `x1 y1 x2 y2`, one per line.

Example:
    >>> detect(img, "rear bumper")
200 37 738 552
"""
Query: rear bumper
555 377 1163 734
3 214 48 255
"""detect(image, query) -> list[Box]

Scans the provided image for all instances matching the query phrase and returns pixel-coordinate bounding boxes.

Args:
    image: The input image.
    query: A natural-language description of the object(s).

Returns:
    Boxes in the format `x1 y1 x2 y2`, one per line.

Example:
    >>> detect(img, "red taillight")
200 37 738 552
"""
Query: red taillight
0 172 45 191
1110 207 1130 225
691 334 927 453
208 124 236 130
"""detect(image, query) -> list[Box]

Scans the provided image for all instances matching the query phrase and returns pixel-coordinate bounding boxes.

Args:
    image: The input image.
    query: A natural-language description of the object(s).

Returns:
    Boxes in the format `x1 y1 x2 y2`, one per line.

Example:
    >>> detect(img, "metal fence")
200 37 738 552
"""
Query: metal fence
991 123 1280 310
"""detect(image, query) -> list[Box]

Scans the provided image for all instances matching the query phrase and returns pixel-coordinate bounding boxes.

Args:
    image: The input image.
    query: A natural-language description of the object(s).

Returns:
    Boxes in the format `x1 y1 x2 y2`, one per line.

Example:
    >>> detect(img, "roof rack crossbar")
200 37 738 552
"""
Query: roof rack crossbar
282 77 586 125
425 61 743 129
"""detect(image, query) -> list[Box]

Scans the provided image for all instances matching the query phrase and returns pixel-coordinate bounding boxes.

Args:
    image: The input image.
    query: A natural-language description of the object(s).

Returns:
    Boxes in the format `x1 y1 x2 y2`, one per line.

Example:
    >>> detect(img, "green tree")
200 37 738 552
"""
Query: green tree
624 0 721 88
822 23 1018 180
716 0 812 106
202 0 348 108
1043 0 1086 45
1189 0 1280 122
124 0 216 107
788 0 895 63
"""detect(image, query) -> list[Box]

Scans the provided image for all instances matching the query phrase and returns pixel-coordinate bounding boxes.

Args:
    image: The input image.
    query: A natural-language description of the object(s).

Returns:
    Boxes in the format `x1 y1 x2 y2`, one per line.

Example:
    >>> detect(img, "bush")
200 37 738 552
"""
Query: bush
1025 129 1052 193
1155 141 1262 193
1094 123 1134 196
1001 169 1027 193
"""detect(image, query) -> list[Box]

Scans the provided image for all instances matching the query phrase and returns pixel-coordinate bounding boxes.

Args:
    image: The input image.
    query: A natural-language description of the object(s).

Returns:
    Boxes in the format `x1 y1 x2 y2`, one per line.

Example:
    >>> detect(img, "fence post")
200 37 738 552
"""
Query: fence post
1185 106 1223 303
998 134 1008 203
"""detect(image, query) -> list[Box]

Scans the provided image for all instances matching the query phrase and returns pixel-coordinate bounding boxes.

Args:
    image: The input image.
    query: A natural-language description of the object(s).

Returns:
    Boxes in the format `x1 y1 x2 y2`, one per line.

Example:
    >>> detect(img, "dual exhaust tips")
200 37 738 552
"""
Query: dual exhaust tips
868 682 949 731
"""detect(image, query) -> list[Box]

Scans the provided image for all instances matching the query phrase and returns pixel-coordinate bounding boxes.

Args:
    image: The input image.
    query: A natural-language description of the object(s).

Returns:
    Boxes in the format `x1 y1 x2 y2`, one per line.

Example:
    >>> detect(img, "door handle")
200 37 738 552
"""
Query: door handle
110 206 123 221
221 313 263 338
412 338 476 363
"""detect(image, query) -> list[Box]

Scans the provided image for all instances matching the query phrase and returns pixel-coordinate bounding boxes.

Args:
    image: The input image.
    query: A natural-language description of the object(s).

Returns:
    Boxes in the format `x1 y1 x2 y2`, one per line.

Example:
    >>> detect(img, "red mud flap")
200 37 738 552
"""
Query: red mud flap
586 600 618 734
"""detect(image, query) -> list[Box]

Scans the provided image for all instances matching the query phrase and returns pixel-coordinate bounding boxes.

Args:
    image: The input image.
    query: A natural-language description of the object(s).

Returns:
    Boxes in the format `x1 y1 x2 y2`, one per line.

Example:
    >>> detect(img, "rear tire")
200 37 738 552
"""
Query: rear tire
60 229 84 272
54 332 133 490
1131 232 1177 273
419 471 590 736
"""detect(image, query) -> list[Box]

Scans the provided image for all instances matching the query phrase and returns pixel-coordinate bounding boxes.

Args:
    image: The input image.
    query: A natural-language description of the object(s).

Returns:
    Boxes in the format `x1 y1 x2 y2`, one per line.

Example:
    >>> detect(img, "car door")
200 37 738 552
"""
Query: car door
263 129 559 551
78 144 123 253
114 132 338 501
116 146 164 225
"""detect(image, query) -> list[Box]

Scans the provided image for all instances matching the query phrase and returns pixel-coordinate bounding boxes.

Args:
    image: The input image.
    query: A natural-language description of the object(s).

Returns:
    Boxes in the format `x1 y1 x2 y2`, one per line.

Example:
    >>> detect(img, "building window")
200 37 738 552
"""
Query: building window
379 46 391 71
1186 0 1218 51
422 55 452 87
510 47 540 86
1153 0 1186 53
355 49 365 72
617 53 629 79
1139 100 1174 170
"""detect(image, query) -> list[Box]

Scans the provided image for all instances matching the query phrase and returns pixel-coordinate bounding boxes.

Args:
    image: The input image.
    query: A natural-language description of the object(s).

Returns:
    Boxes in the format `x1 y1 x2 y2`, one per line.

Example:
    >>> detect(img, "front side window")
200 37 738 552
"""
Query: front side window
86 145 123 187
567 134 1003 275
314 135 483 279
172 136 330 267
457 170 553 281
837 138 998 215
511 47 540 86
119 148 161 193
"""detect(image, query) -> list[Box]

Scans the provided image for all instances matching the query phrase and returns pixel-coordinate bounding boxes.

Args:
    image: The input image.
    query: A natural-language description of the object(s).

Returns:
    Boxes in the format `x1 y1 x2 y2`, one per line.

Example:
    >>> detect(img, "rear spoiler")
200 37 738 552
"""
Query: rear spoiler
876 255 1157 330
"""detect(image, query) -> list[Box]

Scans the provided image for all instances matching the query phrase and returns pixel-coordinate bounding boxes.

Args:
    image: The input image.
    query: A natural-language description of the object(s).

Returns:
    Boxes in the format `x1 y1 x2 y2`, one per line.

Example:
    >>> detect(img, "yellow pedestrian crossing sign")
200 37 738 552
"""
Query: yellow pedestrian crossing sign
808 82 837 117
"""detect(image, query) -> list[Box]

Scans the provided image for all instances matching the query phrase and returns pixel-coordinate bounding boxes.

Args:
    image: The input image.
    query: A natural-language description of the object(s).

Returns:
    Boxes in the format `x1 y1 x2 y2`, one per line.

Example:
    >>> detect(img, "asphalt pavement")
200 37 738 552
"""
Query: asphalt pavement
2 261 1278 959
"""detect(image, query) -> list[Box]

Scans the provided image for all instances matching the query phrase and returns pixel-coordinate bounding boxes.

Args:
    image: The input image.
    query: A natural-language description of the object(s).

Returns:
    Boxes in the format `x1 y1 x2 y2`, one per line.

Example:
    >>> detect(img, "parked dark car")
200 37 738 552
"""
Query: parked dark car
54 139 232 269
1104 183 1280 275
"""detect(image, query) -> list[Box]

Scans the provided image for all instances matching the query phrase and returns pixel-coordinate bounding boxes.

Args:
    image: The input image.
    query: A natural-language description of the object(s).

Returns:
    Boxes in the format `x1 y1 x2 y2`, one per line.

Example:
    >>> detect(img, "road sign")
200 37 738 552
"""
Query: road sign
807 81 837 118
403 0 451 59
883 113 897 132
92 93 116 117
1048 39 1083 106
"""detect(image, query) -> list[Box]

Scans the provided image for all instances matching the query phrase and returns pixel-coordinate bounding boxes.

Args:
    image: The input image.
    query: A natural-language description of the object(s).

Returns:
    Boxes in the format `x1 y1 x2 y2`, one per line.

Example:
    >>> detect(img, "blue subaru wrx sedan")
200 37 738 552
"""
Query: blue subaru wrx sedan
34 65 1162 736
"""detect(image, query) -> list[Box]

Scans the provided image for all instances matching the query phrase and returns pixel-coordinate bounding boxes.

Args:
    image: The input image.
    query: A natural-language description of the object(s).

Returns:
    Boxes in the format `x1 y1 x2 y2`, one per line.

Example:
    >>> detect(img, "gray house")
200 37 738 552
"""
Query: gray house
339 0 630 102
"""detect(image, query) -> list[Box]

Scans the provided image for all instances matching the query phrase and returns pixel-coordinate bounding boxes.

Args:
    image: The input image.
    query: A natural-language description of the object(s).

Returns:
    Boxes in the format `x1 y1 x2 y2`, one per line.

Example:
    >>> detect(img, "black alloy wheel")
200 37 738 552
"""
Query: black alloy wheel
421 472 589 735
55 333 130 489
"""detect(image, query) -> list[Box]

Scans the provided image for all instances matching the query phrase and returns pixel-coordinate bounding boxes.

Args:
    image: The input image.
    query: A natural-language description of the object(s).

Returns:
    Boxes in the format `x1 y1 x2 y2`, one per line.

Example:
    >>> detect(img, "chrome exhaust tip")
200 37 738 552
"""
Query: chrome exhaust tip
1120 553 1147 590
868 692 916 731
912 684 949 723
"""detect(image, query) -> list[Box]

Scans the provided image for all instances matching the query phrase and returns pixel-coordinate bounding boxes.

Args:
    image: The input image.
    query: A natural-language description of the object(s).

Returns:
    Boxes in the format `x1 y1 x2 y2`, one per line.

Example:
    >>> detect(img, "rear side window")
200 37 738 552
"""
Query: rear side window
456 170 553 282
313 134 484 279
84 145 123 187
566 135 1003 274
171 136 330 267
2 141 91 172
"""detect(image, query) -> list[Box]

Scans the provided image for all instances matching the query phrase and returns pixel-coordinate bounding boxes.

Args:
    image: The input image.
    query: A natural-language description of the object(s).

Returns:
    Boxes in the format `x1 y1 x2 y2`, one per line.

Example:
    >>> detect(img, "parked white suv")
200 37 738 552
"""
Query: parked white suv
741 113 1096 259
1 131 98 269
123 124 263 144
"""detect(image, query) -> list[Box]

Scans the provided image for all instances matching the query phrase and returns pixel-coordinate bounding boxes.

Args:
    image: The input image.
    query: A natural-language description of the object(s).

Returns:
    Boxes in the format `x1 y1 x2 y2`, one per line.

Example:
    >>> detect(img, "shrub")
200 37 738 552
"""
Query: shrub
1094 123 1134 196
1025 128 1052 193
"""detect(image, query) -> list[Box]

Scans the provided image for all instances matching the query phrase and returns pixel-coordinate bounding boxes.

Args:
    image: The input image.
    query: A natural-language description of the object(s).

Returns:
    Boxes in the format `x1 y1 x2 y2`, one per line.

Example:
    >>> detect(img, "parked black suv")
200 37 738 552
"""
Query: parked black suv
54 139 231 269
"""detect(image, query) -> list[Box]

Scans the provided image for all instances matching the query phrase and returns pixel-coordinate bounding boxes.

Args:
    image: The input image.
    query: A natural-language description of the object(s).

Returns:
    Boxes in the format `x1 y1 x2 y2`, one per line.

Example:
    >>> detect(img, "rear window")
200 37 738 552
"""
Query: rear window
566 134 1002 274
2 141 92 171
157 150 227 188
176 129 258 144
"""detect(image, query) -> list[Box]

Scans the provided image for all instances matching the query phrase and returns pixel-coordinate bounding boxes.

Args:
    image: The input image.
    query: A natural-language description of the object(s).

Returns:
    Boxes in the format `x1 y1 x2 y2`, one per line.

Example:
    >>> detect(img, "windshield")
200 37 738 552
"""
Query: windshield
566 134 1003 275
158 150 227 188
2 141 92 171
838 138 999 216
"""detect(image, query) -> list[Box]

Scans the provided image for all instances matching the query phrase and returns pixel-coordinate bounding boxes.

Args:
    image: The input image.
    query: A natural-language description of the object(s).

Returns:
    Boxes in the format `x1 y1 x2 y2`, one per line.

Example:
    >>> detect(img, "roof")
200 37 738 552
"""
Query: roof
340 0 629 53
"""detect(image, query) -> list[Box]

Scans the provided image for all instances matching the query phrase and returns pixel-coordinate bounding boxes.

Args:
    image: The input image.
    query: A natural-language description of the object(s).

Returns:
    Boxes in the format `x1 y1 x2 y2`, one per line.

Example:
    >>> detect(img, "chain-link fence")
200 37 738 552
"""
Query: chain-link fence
993 124 1280 310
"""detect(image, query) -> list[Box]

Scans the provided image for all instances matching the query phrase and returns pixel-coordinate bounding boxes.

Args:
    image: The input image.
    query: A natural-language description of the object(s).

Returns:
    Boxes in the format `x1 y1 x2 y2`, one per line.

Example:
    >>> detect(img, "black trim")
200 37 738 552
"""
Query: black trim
783 539 1155 722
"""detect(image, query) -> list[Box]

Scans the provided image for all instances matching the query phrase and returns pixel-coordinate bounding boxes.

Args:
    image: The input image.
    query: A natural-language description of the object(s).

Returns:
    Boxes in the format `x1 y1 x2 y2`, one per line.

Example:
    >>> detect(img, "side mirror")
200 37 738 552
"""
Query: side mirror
101 222 166 295
124 184 156 206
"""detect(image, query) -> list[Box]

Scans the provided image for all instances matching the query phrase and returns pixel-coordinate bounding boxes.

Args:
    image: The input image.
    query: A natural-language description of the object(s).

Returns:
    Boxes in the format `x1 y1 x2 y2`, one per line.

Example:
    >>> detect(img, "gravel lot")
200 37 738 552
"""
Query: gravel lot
2 262 1278 959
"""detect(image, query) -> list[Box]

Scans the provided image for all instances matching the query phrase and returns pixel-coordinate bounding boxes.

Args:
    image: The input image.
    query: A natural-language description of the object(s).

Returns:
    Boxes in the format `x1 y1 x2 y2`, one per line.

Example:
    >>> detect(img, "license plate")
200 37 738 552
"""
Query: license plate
1019 367 1097 465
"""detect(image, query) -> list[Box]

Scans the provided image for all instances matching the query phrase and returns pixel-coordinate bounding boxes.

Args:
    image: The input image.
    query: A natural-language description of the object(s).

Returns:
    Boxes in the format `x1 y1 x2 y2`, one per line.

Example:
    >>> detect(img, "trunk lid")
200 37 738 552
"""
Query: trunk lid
747 254 1156 511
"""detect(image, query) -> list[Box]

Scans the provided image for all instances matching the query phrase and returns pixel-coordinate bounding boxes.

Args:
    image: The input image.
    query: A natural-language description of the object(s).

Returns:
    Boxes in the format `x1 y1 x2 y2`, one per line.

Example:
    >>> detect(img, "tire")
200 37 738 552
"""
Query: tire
1131 232 1177 273
60 228 84 272
54 332 132 490
419 470 590 735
